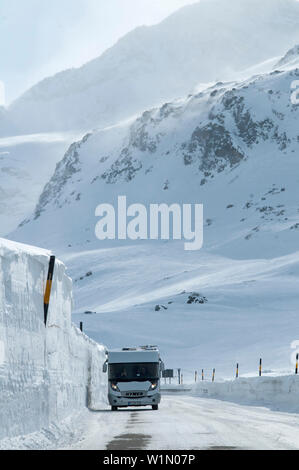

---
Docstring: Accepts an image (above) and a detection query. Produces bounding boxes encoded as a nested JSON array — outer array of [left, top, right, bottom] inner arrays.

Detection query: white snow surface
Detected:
[[192, 375, 299, 413], [63, 393, 299, 450], [0, 237, 107, 449]]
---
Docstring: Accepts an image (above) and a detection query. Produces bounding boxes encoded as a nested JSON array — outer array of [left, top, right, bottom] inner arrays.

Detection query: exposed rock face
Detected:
[[182, 123, 245, 173], [33, 133, 91, 219]]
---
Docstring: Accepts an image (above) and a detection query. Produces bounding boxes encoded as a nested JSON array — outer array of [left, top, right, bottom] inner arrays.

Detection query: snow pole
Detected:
[[44, 255, 55, 326], [212, 368, 215, 382], [202, 369, 204, 381], [80, 322, 83, 332], [296, 354, 298, 375], [236, 363, 239, 378], [259, 358, 262, 377], [178, 368, 181, 385], [195, 370, 198, 383]]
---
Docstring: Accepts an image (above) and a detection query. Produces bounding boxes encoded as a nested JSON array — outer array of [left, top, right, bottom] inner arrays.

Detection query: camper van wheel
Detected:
[[111, 406, 118, 411], [152, 405, 159, 410]]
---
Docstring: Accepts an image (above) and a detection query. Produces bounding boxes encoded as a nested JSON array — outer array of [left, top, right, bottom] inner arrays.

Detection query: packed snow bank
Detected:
[[0, 238, 107, 446], [193, 376, 299, 413]]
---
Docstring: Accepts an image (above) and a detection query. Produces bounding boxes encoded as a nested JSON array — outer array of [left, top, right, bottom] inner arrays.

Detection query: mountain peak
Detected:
[[3, 0, 299, 137]]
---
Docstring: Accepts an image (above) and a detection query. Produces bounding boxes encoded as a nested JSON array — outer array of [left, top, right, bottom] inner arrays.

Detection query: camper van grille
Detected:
[[122, 391, 145, 398]]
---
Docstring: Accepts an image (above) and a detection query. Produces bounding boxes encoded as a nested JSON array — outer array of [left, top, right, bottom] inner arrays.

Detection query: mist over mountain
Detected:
[[275, 44, 299, 69], [2, 0, 299, 136]]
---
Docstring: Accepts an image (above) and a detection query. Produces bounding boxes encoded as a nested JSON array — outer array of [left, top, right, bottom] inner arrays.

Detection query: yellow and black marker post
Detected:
[[296, 354, 298, 375], [201, 369, 204, 381], [44, 255, 55, 326], [178, 368, 181, 385], [236, 363, 239, 378], [259, 358, 262, 377], [212, 368, 215, 382]]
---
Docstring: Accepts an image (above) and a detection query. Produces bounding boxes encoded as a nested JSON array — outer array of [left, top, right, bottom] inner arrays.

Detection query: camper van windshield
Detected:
[[109, 362, 159, 381]]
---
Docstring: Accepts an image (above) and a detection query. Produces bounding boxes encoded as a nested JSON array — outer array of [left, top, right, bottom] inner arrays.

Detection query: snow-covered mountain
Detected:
[[2, 0, 299, 136], [13, 65, 299, 258]]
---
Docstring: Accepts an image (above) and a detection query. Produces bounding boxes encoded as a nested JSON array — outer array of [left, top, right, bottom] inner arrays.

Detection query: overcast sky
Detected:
[[0, 0, 197, 106]]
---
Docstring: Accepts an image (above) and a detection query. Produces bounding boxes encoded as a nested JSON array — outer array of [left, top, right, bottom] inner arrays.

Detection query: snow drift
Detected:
[[193, 375, 299, 413], [0, 238, 107, 445]]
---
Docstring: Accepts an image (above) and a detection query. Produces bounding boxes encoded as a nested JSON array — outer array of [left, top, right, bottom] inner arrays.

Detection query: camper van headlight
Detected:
[[111, 383, 120, 392], [149, 382, 158, 391]]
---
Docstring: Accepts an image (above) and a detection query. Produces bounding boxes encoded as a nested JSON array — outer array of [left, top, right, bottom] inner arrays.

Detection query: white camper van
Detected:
[[103, 346, 164, 411]]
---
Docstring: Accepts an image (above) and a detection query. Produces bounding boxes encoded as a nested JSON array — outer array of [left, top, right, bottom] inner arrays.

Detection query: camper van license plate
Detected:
[[129, 401, 141, 406]]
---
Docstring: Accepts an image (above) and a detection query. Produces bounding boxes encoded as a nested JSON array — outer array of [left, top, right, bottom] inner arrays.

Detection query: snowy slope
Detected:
[[0, 132, 80, 236], [275, 44, 299, 70], [3, 0, 299, 136], [9, 64, 299, 377], [66, 244, 299, 380], [0, 238, 107, 448]]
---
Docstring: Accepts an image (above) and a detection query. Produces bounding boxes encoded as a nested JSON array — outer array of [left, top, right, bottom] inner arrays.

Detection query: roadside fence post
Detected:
[[44, 255, 56, 326]]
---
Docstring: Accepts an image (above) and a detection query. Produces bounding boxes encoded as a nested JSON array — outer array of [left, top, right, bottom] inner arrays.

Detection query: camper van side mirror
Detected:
[[102, 361, 108, 373], [160, 360, 165, 372]]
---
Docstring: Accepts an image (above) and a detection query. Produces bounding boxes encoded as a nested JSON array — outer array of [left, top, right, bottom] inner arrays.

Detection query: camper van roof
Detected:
[[108, 348, 160, 364]]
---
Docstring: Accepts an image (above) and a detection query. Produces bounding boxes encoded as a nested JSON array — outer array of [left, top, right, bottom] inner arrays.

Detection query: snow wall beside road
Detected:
[[0, 238, 107, 442], [193, 375, 299, 412]]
